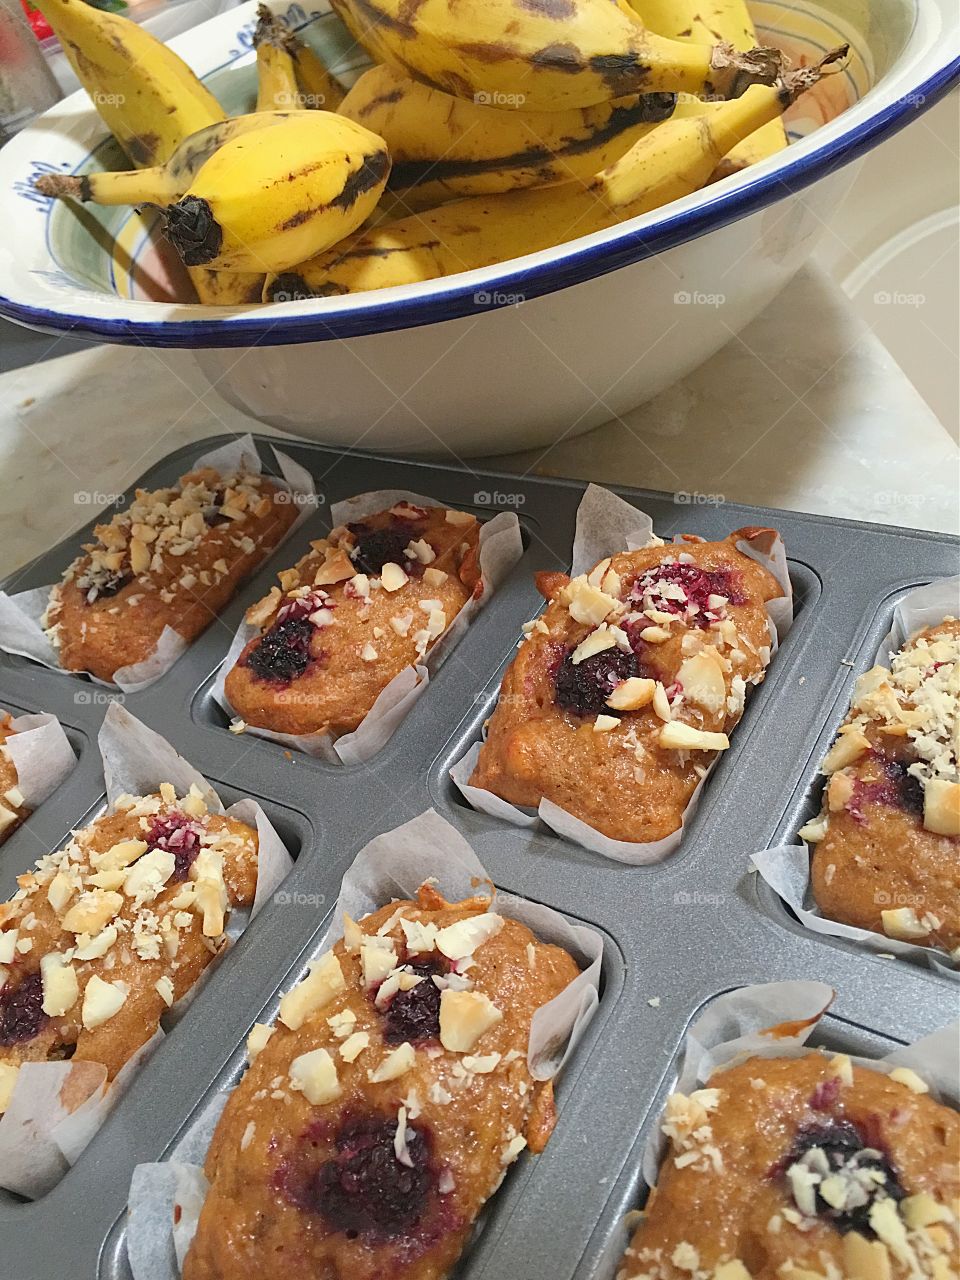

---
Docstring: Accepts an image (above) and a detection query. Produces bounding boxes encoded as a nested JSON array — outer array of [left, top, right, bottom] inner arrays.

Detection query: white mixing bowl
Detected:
[[0, 0, 957, 455]]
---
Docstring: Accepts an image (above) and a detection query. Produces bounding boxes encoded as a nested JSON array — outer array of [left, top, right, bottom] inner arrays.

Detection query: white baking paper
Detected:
[[594, 980, 958, 1280], [124, 808, 603, 1280], [752, 576, 960, 974], [0, 703, 294, 1198], [452, 484, 794, 865], [2, 712, 76, 809], [211, 491, 524, 763], [0, 434, 315, 692]]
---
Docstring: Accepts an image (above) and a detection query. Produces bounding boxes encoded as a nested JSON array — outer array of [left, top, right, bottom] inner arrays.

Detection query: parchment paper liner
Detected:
[[212, 490, 524, 763], [452, 483, 794, 865], [124, 807, 603, 1280], [592, 978, 959, 1280], [752, 577, 960, 975], [2, 712, 77, 811], [0, 434, 316, 692], [0, 702, 294, 1198]]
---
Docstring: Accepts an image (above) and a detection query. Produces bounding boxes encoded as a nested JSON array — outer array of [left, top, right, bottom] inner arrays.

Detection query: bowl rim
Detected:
[[1, 4, 958, 348]]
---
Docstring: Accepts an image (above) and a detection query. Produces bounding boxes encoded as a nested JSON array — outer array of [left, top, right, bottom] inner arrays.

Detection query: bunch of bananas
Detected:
[[31, 0, 846, 304]]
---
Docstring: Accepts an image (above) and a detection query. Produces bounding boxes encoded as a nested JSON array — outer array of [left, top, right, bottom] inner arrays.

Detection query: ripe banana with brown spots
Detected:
[[28, 0, 265, 303], [338, 63, 676, 211], [163, 112, 391, 275], [29, 0, 224, 168], [625, 0, 788, 174], [327, 0, 784, 112], [34, 112, 314, 208], [254, 5, 302, 111], [254, 4, 346, 111], [267, 50, 846, 299]]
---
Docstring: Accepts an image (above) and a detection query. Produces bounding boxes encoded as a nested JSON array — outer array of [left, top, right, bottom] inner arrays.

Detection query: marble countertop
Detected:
[[1, 262, 956, 584]]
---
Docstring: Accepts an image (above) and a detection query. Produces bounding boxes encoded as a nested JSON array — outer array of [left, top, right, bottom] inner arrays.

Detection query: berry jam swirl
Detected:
[[554, 646, 641, 717], [381, 958, 446, 1044], [245, 591, 331, 685], [279, 1112, 436, 1240], [0, 972, 47, 1047], [629, 561, 744, 628], [779, 1120, 905, 1234]]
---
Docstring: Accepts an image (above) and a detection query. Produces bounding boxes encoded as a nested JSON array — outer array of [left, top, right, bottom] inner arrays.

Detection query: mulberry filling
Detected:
[[78, 569, 131, 604], [629, 562, 745, 626], [281, 1112, 434, 1239], [554, 646, 641, 716], [203, 489, 231, 525], [147, 811, 203, 881], [779, 1120, 905, 1234], [850, 752, 925, 819], [246, 615, 315, 684], [381, 958, 446, 1044], [347, 518, 425, 578], [0, 972, 48, 1046]]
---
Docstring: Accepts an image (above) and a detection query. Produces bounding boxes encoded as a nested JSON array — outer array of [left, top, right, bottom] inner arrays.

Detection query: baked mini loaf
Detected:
[[0, 784, 258, 1112], [0, 715, 29, 846], [470, 530, 785, 843], [44, 464, 298, 681], [802, 618, 960, 958], [620, 1052, 959, 1280], [184, 883, 579, 1280], [224, 501, 482, 737]]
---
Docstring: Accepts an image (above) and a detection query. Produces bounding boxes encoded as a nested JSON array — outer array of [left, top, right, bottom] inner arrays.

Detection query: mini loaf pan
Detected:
[[0, 435, 955, 1279]]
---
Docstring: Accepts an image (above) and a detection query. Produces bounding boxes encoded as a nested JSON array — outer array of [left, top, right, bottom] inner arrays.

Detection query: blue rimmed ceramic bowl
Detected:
[[0, 0, 957, 455]]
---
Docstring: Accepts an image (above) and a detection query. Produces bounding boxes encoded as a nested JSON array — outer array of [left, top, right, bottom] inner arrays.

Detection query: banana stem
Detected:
[[705, 45, 849, 156], [35, 167, 176, 206]]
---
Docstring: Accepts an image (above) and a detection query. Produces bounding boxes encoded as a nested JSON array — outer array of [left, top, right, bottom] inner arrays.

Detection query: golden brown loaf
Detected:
[[0, 785, 259, 1112], [225, 501, 482, 737], [621, 1052, 959, 1280], [184, 883, 580, 1280], [471, 529, 785, 842], [45, 465, 298, 681], [802, 618, 960, 957], [0, 715, 29, 846]]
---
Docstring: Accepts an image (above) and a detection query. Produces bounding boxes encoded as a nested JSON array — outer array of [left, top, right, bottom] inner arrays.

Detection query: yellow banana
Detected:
[[338, 63, 675, 211], [626, 0, 787, 174], [327, 0, 784, 112], [291, 36, 346, 111], [267, 51, 845, 299], [30, 0, 224, 168], [253, 4, 345, 111], [163, 113, 391, 275], [254, 5, 301, 111], [28, 0, 264, 305], [34, 112, 313, 207]]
